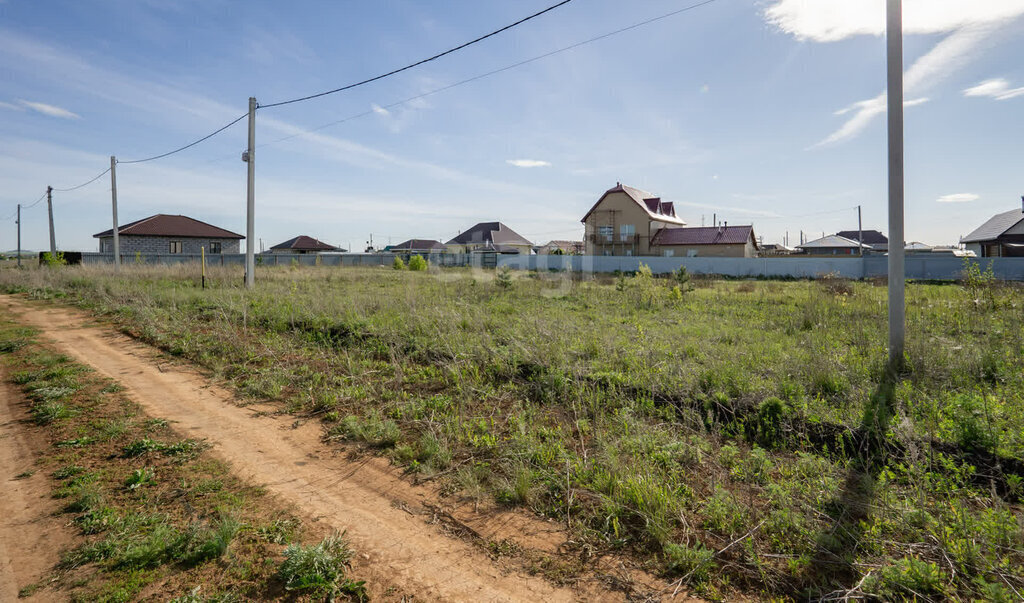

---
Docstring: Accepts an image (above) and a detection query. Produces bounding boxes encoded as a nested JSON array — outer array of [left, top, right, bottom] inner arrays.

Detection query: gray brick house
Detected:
[[94, 214, 243, 256]]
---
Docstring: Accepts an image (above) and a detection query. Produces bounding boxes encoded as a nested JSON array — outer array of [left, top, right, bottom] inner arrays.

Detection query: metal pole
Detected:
[[47, 186, 56, 255], [16, 204, 21, 269], [886, 0, 905, 366], [245, 97, 256, 289], [858, 205, 863, 257], [110, 156, 120, 270]]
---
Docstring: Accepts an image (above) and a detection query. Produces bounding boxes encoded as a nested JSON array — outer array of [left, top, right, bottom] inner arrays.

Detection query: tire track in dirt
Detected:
[[1, 296, 684, 602], [0, 380, 76, 600]]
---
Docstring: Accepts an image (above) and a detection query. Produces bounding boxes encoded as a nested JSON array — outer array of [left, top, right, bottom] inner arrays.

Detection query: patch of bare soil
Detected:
[[1, 295, 694, 602], [0, 380, 77, 600]]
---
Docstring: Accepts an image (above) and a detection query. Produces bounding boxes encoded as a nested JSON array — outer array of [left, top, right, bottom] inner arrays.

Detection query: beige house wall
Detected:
[[655, 241, 755, 258], [584, 191, 680, 256]]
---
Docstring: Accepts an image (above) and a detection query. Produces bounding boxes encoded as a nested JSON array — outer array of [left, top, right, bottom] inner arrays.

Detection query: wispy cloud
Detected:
[[0, 100, 23, 111], [963, 78, 1024, 100], [937, 192, 980, 203], [765, 1, 1024, 147], [506, 159, 551, 168], [18, 99, 79, 119]]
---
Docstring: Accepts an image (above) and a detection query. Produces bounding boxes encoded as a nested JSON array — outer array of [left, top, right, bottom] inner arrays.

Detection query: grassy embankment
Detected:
[[2, 262, 1023, 601], [0, 316, 365, 602]]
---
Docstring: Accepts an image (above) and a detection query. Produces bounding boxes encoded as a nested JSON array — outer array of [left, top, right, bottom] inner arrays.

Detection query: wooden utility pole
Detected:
[[887, 0, 905, 365], [110, 156, 120, 270], [46, 186, 56, 255]]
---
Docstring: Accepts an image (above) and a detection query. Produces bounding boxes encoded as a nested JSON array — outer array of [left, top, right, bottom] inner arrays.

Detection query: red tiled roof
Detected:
[[93, 214, 243, 239], [270, 236, 339, 251], [651, 225, 755, 246]]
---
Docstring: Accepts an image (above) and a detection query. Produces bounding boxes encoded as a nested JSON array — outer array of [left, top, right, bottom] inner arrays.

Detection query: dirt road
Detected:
[[1, 295, 677, 601]]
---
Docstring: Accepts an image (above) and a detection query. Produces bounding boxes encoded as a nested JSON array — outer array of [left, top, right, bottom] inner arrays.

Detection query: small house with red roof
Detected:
[[269, 235, 342, 254], [650, 225, 759, 258], [581, 183, 686, 256], [93, 214, 243, 255]]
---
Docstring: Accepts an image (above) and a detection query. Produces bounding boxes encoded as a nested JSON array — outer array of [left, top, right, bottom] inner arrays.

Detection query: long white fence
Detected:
[[79, 252, 1024, 281]]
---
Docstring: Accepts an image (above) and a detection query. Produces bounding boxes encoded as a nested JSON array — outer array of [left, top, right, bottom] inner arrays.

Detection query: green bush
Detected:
[[866, 557, 948, 599], [278, 532, 366, 599], [756, 396, 792, 447], [392, 256, 406, 270], [41, 251, 67, 266], [664, 542, 716, 584], [408, 254, 428, 271]]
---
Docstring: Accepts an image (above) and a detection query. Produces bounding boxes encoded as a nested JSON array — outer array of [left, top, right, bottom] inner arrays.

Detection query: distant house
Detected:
[[93, 214, 243, 255], [796, 235, 870, 256], [761, 243, 796, 255], [269, 236, 342, 254], [650, 225, 759, 258], [581, 183, 685, 256], [537, 240, 584, 255], [961, 203, 1024, 257], [389, 239, 447, 254], [836, 229, 888, 252], [446, 222, 533, 254]]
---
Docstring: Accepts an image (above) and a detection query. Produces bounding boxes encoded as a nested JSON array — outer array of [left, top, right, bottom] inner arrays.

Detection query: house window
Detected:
[[625, 250, 632, 256], [598, 226, 613, 242], [169, 241, 183, 254], [208, 242, 222, 254], [619, 224, 635, 242], [663, 250, 674, 257]]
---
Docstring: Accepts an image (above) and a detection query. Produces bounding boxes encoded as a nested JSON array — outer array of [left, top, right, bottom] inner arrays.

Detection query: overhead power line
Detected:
[[23, 191, 48, 210], [258, 0, 576, 109], [118, 112, 248, 164], [260, 0, 721, 149], [52, 167, 112, 192]]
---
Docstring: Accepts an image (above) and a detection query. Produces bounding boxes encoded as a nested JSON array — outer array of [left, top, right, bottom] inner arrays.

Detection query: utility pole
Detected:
[[858, 205, 863, 257], [245, 97, 256, 289], [16, 204, 21, 269], [46, 186, 56, 255], [887, 0, 905, 366], [110, 156, 120, 270]]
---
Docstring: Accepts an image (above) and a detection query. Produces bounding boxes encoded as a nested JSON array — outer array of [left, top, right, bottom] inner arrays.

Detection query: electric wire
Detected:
[[258, 0, 575, 109], [259, 0, 721, 148], [117, 112, 248, 164], [52, 167, 112, 192], [23, 191, 48, 210]]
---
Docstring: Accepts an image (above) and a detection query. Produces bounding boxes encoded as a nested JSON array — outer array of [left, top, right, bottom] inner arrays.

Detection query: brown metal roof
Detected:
[[580, 183, 686, 226], [651, 225, 755, 246], [270, 235, 340, 251], [93, 214, 243, 239], [391, 239, 446, 251], [446, 222, 533, 247]]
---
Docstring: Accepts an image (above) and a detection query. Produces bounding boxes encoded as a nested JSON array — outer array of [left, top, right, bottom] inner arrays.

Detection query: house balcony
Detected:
[[588, 234, 639, 245]]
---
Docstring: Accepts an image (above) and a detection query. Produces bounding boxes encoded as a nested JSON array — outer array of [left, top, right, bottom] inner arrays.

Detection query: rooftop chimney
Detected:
[[1020, 195, 1023, 211]]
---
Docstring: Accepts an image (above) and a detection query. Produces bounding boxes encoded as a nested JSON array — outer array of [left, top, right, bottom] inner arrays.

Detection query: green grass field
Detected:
[[3, 263, 1022, 601]]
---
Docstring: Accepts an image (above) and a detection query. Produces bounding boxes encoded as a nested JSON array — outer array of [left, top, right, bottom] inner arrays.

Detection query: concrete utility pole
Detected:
[[887, 0, 905, 366], [858, 205, 863, 257], [110, 156, 120, 269], [46, 186, 56, 255], [16, 203, 21, 269], [245, 97, 256, 289]]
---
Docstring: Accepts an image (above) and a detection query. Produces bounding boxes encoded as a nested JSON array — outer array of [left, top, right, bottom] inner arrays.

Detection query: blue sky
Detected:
[[1, 0, 1022, 252]]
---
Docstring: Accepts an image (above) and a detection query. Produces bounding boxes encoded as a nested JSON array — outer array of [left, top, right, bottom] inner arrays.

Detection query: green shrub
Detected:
[[664, 542, 716, 584], [408, 254, 428, 271], [278, 532, 366, 599], [392, 256, 405, 270], [124, 467, 156, 490], [496, 266, 513, 289], [866, 557, 948, 599], [41, 251, 67, 266], [756, 396, 791, 447]]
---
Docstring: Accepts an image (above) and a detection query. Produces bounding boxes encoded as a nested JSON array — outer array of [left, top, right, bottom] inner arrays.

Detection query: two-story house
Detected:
[[581, 183, 686, 256]]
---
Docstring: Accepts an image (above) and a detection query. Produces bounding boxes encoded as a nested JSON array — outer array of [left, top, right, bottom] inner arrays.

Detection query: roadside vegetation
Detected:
[[0, 316, 365, 602], [2, 263, 1023, 600]]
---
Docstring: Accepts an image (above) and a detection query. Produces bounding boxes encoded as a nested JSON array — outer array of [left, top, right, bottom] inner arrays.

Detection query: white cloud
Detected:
[[937, 193, 980, 203], [18, 99, 79, 119], [0, 100, 23, 111], [811, 23, 1001, 147], [506, 159, 551, 168], [765, 1, 1024, 147], [765, 0, 1024, 42], [963, 78, 1024, 100], [371, 103, 390, 116]]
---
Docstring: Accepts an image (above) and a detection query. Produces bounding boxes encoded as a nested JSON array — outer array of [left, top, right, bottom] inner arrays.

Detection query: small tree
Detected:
[[392, 256, 406, 270], [674, 266, 691, 288], [41, 251, 67, 267], [496, 266, 513, 289], [408, 255, 428, 271]]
